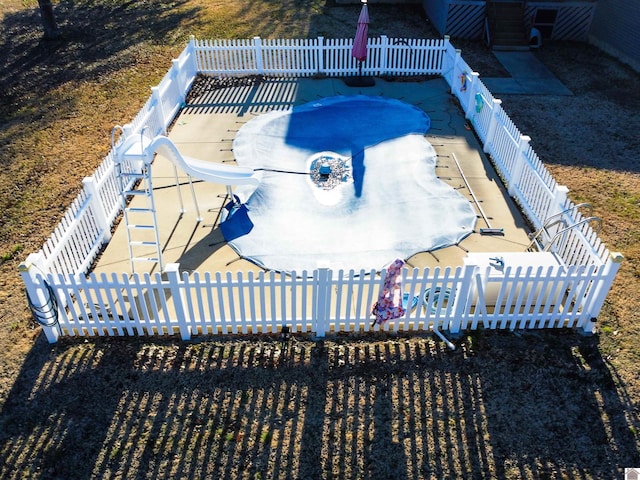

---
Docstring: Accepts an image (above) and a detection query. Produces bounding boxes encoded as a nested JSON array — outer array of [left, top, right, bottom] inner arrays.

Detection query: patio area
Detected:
[[92, 76, 532, 278]]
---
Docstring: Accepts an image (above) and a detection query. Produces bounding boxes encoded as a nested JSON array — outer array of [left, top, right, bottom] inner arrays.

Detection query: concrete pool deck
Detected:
[[92, 76, 533, 277]]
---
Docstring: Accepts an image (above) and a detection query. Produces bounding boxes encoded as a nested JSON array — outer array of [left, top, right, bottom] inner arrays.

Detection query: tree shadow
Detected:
[[0, 0, 203, 254], [1, 331, 638, 478], [0, 0, 201, 175], [0, 0, 198, 103]]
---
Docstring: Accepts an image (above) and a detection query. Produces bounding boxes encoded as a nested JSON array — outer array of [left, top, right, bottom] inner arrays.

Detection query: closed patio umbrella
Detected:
[[352, 0, 369, 69], [346, 0, 374, 86]]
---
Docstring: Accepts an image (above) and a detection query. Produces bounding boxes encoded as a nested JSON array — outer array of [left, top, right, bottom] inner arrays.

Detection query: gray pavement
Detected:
[[482, 51, 573, 95]]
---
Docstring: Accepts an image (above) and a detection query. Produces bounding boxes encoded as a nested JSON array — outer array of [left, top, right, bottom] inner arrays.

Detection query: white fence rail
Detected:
[[18, 36, 623, 343]]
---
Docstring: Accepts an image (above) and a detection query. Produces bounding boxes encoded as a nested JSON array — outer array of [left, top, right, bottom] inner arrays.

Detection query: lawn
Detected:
[[1, 0, 639, 478]]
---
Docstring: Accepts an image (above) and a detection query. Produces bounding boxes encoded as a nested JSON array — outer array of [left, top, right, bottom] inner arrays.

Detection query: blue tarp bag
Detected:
[[220, 198, 254, 241]]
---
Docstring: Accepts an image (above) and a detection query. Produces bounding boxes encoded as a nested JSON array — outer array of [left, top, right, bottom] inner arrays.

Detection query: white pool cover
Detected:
[[225, 95, 477, 274]]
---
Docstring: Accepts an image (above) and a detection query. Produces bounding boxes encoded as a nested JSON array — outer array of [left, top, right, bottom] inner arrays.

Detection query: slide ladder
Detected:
[[111, 129, 260, 272], [112, 127, 164, 272]]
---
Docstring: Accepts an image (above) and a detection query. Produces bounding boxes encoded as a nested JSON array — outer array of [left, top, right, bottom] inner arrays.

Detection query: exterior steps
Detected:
[[486, 1, 530, 51]]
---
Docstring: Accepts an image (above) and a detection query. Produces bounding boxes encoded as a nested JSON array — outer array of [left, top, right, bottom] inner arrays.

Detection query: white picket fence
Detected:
[[19, 36, 623, 343], [21, 253, 621, 343], [193, 36, 446, 77]]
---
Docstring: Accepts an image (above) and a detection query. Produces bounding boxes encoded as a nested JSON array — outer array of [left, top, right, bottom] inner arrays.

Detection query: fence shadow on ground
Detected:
[[1, 331, 638, 479], [183, 76, 303, 116]]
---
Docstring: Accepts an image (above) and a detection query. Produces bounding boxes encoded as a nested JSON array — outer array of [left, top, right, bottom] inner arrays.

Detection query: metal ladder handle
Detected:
[[527, 217, 571, 251], [528, 217, 568, 247], [542, 203, 593, 230], [111, 125, 125, 151], [544, 216, 603, 252], [527, 203, 593, 251]]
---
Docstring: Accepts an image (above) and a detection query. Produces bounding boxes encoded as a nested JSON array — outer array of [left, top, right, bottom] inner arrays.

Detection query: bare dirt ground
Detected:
[[1, 1, 639, 478]]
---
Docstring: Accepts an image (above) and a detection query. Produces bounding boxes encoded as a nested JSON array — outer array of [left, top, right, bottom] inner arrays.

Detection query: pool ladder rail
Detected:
[[527, 203, 602, 253]]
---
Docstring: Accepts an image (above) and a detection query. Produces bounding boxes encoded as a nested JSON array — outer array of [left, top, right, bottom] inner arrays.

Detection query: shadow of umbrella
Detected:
[[279, 96, 431, 197]]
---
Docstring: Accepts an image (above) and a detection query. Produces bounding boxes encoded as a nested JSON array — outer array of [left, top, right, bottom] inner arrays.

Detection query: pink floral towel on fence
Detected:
[[371, 258, 406, 326]]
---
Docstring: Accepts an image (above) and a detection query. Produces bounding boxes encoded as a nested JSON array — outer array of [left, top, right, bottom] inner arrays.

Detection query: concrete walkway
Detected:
[[482, 51, 573, 95]]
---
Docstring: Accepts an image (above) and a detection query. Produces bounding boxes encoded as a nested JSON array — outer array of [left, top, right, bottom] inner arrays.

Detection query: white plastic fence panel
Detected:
[[509, 145, 557, 227], [40, 190, 105, 278], [30, 254, 620, 342], [488, 107, 521, 184], [328, 269, 379, 333], [194, 38, 259, 75], [468, 78, 494, 142], [179, 270, 316, 335], [51, 272, 180, 337], [92, 152, 123, 225], [260, 38, 323, 76]]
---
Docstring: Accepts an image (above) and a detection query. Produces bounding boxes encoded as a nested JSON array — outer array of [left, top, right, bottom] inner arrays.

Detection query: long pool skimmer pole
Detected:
[[451, 152, 504, 236]]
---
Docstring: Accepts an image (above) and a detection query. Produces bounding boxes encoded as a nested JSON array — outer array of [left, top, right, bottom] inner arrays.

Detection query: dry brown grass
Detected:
[[2, 332, 639, 479], [1, 1, 639, 478]]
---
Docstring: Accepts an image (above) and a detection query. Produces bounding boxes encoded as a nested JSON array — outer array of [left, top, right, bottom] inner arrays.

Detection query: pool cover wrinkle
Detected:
[[227, 96, 477, 274]]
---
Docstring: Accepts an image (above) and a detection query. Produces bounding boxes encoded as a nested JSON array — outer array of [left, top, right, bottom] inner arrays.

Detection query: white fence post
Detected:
[[441, 35, 451, 79], [317, 36, 325, 74], [380, 35, 389, 75], [164, 263, 191, 340], [171, 59, 186, 105], [546, 185, 569, 224], [313, 268, 331, 337], [188, 35, 200, 72], [580, 252, 624, 334], [451, 49, 462, 95], [253, 37, 264, 74], [442, 36, 450, 72], [483, 98, 502, 153], [82, 177, 111, 243], [465, 72, 480, 120], [507, 135, 531, 197], [19, 252, 60, 343], [186, 35, 198, 77], [449, 265, 476, 334], [151, 86, 167, 135], [188, 35, 196, 54]]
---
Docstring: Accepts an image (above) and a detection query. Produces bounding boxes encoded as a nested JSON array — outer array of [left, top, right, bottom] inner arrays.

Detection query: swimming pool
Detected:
[[223, 95, 477, 273]]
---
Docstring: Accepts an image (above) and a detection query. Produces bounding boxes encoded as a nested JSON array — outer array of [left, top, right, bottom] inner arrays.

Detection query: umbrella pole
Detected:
[[358, 61, 362, 77]]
